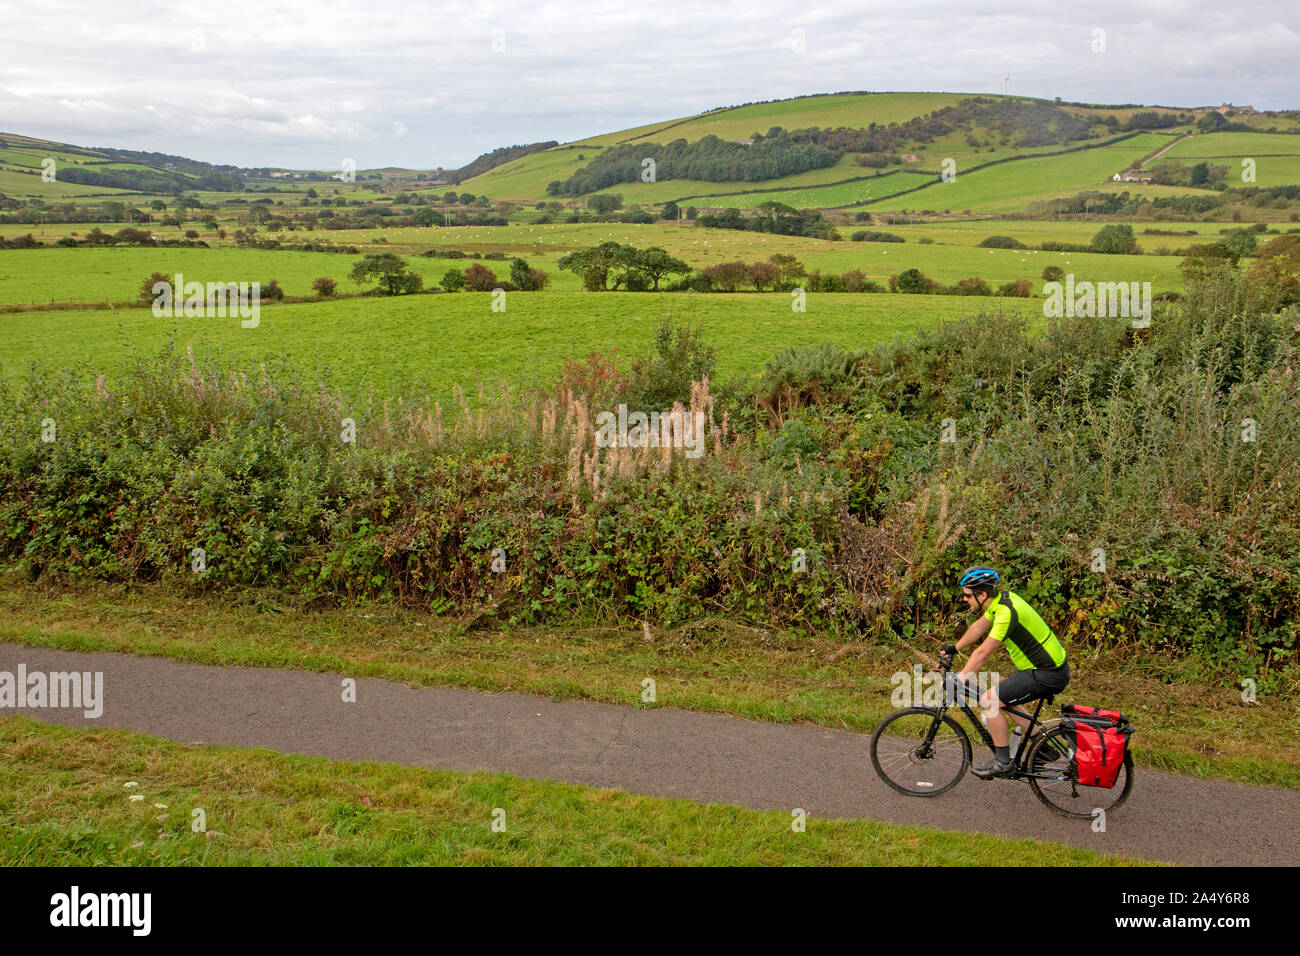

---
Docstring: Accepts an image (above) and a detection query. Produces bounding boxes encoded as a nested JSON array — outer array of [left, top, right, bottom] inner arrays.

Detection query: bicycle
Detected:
[[869, 656, 1134, 818]]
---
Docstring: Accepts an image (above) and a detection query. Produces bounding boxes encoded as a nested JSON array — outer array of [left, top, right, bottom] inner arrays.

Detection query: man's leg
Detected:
[[981, 686, 1009, 747]]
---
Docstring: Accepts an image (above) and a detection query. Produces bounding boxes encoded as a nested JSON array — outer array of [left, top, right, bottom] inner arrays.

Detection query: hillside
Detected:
[[456, 93, 1300, 214]]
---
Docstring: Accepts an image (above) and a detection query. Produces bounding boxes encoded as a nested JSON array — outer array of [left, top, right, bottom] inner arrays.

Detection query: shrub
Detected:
[[263, 279, 285, 301], [139, 272, 170, 303], [664, 273, 711, 293], [439, 269, 465, 292], [1042, 265, 1065, 282], [623, 316, 717, 410], [312, 277, 338, 297], [462, 262, 499, 291], [895, 268, 930, 294], [951, 277, 993, 296], [510, 257, 550, 291], [700, 261, 749, 292], [851, 230, 905, 243], [1089, 224, 1139, 254], [996, 278, 1033, 297], [978, 235, 1026, 249], [748, 261, 780, 291], [841, 269, 868, 293]]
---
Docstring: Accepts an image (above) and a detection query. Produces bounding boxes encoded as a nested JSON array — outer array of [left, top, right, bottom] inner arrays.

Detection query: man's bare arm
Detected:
[[954, 615, 991, 652]]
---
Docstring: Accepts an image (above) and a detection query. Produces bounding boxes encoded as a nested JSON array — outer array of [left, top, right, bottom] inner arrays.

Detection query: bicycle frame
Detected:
[[925, 668, 1062, 778]]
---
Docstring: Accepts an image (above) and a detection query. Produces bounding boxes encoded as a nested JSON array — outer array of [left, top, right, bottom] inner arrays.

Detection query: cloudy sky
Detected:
[[2, 0, 1297, 171]]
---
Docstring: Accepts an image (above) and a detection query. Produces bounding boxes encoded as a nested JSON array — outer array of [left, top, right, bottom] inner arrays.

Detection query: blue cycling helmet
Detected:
[[959, 566, 1001, 591]]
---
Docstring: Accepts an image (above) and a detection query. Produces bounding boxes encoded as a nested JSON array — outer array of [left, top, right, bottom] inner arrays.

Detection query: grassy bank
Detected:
[[0, 716, 1150, 866]]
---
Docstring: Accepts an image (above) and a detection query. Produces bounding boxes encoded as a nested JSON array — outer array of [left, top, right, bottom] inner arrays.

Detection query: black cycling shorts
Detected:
[[996, 662, 1070, 707]]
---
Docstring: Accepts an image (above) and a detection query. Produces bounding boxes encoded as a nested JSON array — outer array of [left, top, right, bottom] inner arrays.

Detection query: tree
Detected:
[[510, 257, 549, 291], [588, 193, 622, 215], [624, 317, 718, 410], [685, 207, 698, 220], [1248, 235, 1300, 307], [840, 269, 868, 292], [312, 277, 337, 297], [660, 200, 680, 221], [140, 272, 170, 303], [462, 262, 499, 291], [996, 278, 1033, 297], [1190, 161, 1210, 186], [306, 188, 319, 199], [895, 268, 930, 294], [349, 253, 421, 295], [701, 261, 749, 292], [748, 261, 781, 291], [439, 268, 465, 292], [1089, 224, 1138, 254], [1180, 243, 1236, 286], [558, 241, 636, 291], [263, 279, 285, 301], [634, 248, 691, 291], [767, 253, 806, 286]]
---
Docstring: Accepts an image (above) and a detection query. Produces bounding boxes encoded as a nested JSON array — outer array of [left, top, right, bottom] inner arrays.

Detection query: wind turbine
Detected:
[[1003, 74, 1010, 96]]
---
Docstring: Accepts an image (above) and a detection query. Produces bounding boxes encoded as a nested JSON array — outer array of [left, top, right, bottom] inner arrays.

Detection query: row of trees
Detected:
[[558, 243, 692, 291], [547, 133, 837, 195], [438, 258, 550, 293], [696, 202, 838, 239]]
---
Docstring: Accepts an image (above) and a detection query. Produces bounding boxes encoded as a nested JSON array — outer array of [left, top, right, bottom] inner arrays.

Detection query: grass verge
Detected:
[[0, 716, 1150, 866]]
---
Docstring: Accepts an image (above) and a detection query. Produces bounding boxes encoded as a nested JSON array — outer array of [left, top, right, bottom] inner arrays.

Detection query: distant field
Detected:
[[583, 92, 974, 148], [687, 171, 936, 209], [0, 222, 1188, 308], [876, 218, 1290, 251], [458, 146, 608, 200], [1162, 132, 1300, 187], [1, 290, 1044, 401], [868, 133, 1175, 212], [0, 167, 135, 200], [0, 247, 462, 304]]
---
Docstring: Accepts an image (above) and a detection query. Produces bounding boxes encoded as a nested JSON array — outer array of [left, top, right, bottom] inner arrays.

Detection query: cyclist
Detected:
[[939, 565, 1070, 779]]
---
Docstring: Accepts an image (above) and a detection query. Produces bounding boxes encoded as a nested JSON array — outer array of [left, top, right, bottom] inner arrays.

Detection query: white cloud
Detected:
[[0, 0, 1295, 168]]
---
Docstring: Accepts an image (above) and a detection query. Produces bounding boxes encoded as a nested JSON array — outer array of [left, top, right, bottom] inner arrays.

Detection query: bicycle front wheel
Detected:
[[870, 707, 972, 796], [1027, 725, 1134, 818]]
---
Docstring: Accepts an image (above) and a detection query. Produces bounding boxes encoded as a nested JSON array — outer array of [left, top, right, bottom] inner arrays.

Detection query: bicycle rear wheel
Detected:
[[1026, 725, 1134, 818], [870, 707, 971, 796]]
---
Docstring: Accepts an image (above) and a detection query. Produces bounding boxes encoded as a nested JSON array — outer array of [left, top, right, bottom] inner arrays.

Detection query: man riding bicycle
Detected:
[[940, 565, 1070, 779]]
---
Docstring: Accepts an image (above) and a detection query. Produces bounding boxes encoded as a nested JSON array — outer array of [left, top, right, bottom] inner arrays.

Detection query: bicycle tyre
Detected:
[[870, 707, 972, 797], [1026, 724, 1134, 818]]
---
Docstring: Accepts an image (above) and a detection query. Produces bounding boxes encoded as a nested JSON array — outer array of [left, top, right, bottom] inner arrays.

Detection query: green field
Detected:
[[0, 716, 1145, 866], [583, 92, 974, 148], [868, 134, 1176, 212], [0, 223, 1188, 309], [1163, 131, 1300, 187], [1, 289, 1046, 401], [0, 247, 458, 303], [687, 171, 936, 209]]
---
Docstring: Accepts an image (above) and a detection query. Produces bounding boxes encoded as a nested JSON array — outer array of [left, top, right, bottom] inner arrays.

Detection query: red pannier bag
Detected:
[[1060, 704, 1133, 788]]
